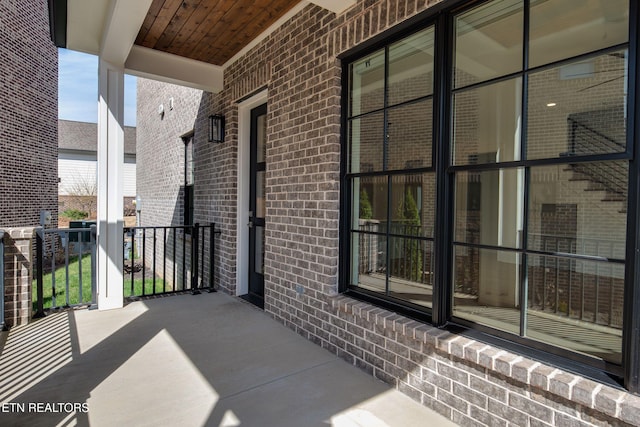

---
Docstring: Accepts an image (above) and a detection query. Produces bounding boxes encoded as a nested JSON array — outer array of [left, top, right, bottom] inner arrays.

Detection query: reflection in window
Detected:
[[454, 168, 524, 248], [387, 100, 433, 170], [345, 0, 631, 369], [529, 0, 628, 68], [528, 163, 628, 260], [527, 51, 628, 160], [350, 50, 385, 116], [452, 78, 522, 165], [388, 27, 435, 106], [527, 256, 624, 363], [448, 0, 629, 364], [389, 239, 434, 308], [453, 246, 521, 335], [454, 0, 523, 88], [349, 112, 384, 173]]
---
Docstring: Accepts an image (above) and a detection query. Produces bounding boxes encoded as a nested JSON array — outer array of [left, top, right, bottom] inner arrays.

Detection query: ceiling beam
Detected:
[[100, 0, 154, 64], [125, 45, 224, 93], [307, 0, 356, 14]]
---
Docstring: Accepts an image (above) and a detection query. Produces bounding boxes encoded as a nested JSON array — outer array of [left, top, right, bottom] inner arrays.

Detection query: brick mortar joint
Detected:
[[325, 294, 638, 417]]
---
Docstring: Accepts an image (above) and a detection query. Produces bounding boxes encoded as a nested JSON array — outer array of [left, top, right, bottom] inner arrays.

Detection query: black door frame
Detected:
[[245, 102, 267, 308]]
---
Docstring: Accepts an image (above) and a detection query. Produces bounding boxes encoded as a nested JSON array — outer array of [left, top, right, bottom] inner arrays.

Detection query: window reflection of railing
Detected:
[[358, 221, 432, 285], [528, 233, 624, 329], [567, 115, 627, 202]]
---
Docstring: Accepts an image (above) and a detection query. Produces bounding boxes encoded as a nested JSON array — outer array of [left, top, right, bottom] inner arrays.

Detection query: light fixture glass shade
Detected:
[[209, 114, 225, 143]]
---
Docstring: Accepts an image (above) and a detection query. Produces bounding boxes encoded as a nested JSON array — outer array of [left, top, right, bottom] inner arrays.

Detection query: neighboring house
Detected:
[[0, 0, 57, 227], [58, 120, 137, 216], [135, 83, 200, 228], [53, 0, 640, 425]]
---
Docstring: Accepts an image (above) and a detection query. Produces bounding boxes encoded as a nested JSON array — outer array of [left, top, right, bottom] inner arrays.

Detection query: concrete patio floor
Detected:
[[0, 292, 457, 426]]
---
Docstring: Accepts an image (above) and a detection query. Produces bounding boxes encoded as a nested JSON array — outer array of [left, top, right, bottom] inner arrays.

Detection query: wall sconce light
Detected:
[[208, 114, 225, 143]]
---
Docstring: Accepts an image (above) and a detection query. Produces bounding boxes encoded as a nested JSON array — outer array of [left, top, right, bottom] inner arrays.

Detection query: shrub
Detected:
[[61, 209, 89, 220]]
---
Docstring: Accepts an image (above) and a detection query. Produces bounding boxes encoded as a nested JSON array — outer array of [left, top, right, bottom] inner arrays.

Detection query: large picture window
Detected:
[[347, 26, 436, 309], [343, 0, 634, 382]]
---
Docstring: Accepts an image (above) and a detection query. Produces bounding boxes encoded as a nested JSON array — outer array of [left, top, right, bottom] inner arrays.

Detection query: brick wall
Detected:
[[135, 79, 221, 291], [2, 228, 35, 328], [136, 0, 640, 425], [0, 0, 58, 228]]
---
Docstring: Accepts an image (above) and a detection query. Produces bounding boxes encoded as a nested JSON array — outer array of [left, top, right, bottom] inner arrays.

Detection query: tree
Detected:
[[360, 189, 372, 219], [63, 174, 97, 217], [395, 188, 422, 282]]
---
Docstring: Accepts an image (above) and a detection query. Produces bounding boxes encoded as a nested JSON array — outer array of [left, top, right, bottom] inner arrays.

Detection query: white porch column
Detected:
[[97, 58, 125, 310]]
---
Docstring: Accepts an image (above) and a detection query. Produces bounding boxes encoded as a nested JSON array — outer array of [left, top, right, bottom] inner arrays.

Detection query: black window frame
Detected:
[[182, 132, 194, 232], [339, 0, 640, 393]]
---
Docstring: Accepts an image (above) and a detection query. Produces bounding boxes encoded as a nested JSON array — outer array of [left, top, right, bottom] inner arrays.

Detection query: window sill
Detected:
[[329, 294, 640, 424]]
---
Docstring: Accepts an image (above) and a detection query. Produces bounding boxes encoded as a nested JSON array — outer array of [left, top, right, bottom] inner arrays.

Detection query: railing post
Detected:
[[89, 225, 98, 310], [0, 230, 5, 330], [191, 223, 200, 295], [208, 223, 217, 293], [34, 227, 46, 318]]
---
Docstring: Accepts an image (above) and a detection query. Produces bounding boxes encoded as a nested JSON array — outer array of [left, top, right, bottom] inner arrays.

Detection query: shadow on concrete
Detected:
[[0, 292, 454, 427]]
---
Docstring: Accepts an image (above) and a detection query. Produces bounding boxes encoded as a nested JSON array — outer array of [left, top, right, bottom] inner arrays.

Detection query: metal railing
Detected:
[[34, 226, 97, 317], [567, 116, 627, 200], [123, 223, 220, 298], [358, 221, 433, 285], [528, 233, 624, 329], [30, 222, 221, 315]]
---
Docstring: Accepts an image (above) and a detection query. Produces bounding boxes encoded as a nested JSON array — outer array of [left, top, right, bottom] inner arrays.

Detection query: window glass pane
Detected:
[[389, 174, 435, 238], [527, 51, 627, 160], [453, 246, 521, 335], [452, 78, 522, 165], [454, 0, 523, 89], [454, 169, 524, 248], [186, 140, 194, 185], [349, 112, 384, 173], [389, 238, 433, 308], [256, 170, 265, 218], [351, 231, 387, 292], [255, 226, 265, 275], [257, 113, 267, 163], [388, 27, 435, 106], [528, 163, 627, 259], [527, 255, 623, 364], [529, 0, 629, 68], [387, 100, 433, 170], [352, 176, 388, 231], [350, 49, 385, 117]]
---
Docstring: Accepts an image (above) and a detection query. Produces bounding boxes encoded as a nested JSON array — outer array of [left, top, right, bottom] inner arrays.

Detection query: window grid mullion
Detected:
[[519, 0, 531, 338]]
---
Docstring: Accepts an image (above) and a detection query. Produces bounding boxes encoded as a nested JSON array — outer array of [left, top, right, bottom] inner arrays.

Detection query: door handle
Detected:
[[248, 219, 254, 228]]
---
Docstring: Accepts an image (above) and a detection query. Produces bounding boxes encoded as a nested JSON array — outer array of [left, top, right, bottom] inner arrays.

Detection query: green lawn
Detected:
[[33, 254, 167, 310]]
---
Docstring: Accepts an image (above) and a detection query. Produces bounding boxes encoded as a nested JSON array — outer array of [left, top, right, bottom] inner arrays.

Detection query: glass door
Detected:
[[248, 103, 267, 307]]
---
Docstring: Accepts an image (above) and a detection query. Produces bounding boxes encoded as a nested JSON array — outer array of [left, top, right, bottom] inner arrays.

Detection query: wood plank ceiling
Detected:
[[135, 0, 300, 66]]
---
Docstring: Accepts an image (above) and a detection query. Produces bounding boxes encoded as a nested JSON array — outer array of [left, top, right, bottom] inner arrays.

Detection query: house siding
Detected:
[[58, 157, 136, 197], [136, 0, 640, 425], [0, 0, 58, 227]]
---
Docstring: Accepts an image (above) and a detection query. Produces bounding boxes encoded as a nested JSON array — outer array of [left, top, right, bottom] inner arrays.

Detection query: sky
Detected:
[[58, 48, 137, 126]]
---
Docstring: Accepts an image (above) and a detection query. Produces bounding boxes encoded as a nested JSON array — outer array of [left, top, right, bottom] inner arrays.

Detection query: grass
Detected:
[[32, 254, 168, 310]]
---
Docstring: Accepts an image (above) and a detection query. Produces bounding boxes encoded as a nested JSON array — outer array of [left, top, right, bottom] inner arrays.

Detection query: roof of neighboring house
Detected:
[[58, 120, 136, 155]]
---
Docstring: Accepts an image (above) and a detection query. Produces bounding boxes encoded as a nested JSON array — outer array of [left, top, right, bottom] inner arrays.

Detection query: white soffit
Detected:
[[66, 0, 153, 62], [65, 0, 109, 55], [307, 0, 356, 14], [125, 45, 224, 93]]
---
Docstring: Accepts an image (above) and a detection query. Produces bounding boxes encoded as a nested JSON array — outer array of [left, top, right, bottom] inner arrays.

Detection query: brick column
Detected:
[[2, 227, 35, 327]]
